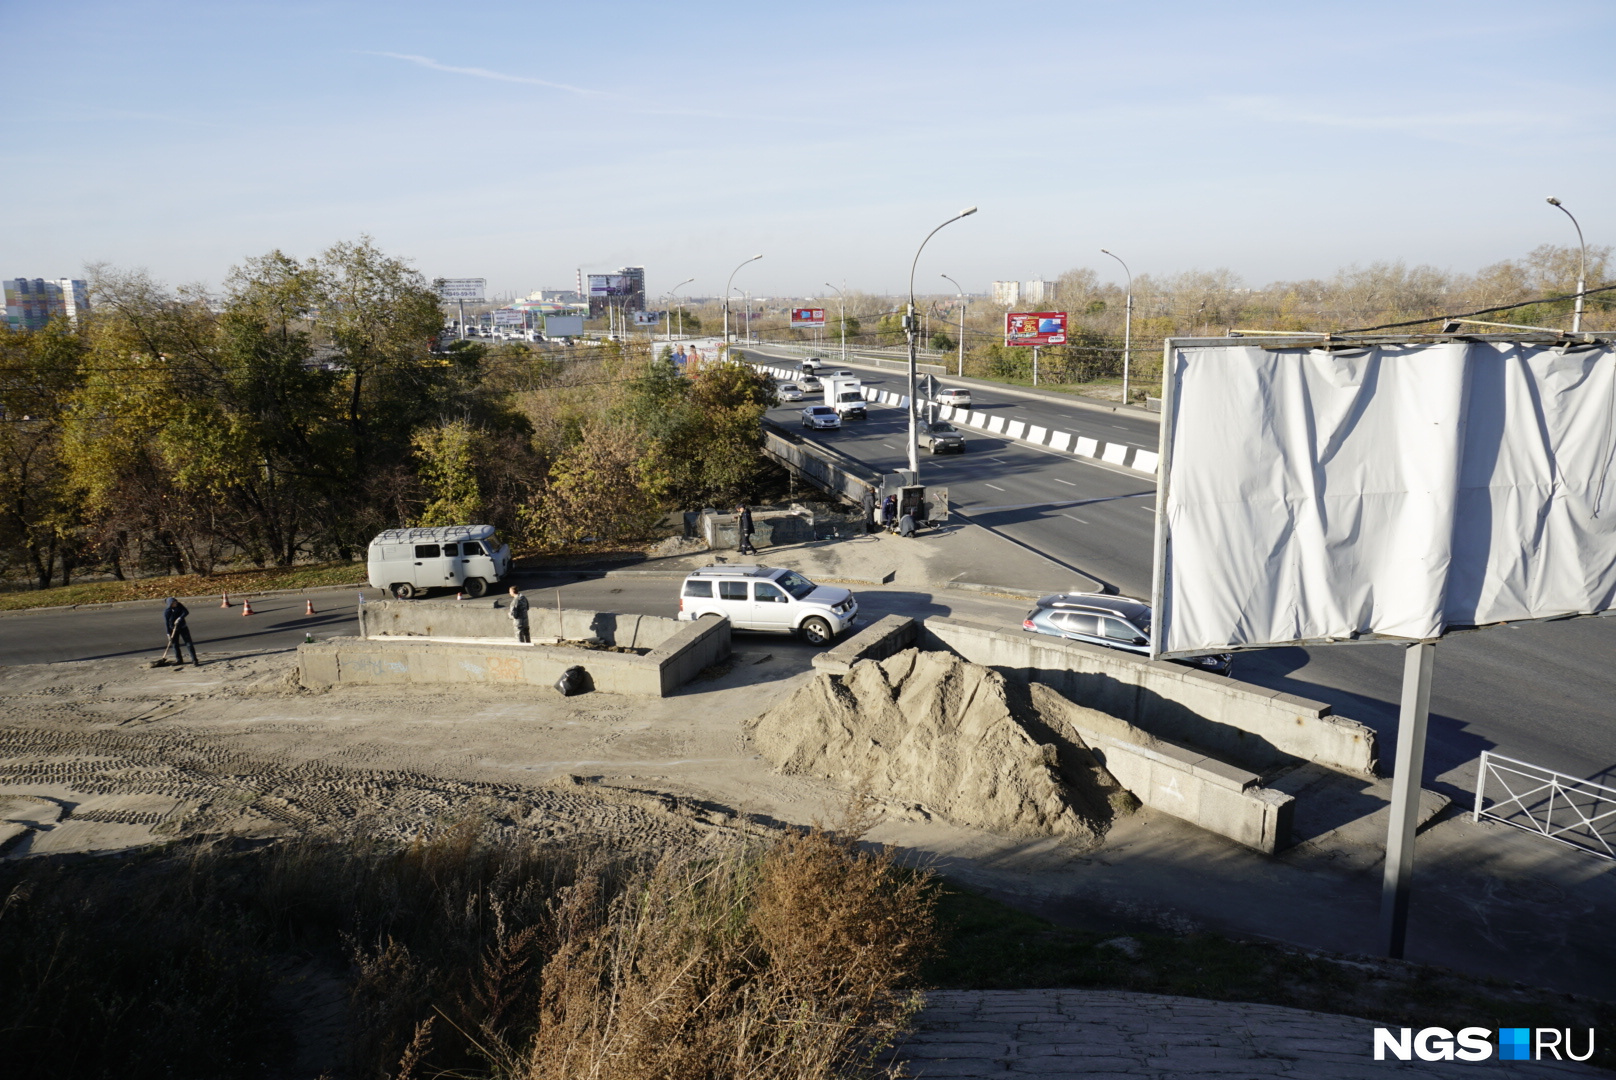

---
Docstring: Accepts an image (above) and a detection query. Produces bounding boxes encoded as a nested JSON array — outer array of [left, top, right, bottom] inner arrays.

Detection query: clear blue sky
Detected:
[[5, 0, 1613, 300]]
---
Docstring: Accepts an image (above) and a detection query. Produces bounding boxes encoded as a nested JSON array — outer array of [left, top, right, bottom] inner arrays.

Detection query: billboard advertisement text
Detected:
[[492, 309, 525, 325], [791, 307, 827, 328], [435, 278, 487, 302], [1005, 311, 1067, 346]]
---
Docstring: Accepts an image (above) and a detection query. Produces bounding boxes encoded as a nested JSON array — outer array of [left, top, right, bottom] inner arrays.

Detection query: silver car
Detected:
[[777, 382, 804, 402], [801, 405, 841, 430]]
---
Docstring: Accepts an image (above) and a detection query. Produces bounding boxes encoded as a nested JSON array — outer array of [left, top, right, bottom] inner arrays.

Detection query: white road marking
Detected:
[[882, 442, 897, 449], [1062, 514, 1088, 523], [1053, 478, 1076, 486], [984, 483, 1006, 492]]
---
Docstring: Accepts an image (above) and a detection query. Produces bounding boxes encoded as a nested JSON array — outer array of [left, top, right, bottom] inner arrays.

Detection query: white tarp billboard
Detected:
[[1153, 337, 1616, 659], [435, 278, 486, 301]]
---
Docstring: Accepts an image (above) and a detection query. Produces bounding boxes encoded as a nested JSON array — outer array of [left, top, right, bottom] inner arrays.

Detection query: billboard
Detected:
[[492, 309, 525, 325], [435, 278, 486, 302], [632, 311, 664, 326], [1005, 311, 1067, 346], [791, 307, 826, 328], [1152, 338, 1616, 659], [587, 274, 634, 297], [543, 315, 584, 338]]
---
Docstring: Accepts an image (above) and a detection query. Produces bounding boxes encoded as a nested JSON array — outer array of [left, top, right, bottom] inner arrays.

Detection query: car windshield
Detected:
[[929, 423, 956, 433], [774, 570, 817, 599], [810, 406, 833, 414]]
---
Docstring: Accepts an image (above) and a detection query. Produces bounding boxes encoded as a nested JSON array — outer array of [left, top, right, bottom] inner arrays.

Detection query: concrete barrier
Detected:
[[759, 418, 879, 506], [920, 618, 1378, 776], [811, 615, 918, 675], [359, 599, 683, 649], [300, 614, 730, 697], [1035, 686, 1294, 853]]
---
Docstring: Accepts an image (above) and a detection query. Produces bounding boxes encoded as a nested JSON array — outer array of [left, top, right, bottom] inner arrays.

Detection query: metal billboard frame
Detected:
[[1151, 330, 1616, 962]]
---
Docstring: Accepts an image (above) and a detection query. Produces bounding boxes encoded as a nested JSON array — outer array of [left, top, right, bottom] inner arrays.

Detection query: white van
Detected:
[[366, 525, 511, 599]]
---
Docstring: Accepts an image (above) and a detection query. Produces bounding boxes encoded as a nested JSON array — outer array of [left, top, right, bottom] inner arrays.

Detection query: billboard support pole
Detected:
[[457, 300, 465, 341], [1380, 641, 1435, 959], [1149, 339, 1177, 661], [1032, 346, 1039, 387]]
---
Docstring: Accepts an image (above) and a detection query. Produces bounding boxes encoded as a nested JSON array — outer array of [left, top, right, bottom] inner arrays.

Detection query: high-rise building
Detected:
[[587, 266, 647, 318], [4, 278, 89, 331], [1023, 278, 1052, 305], [992, 280, 1021, 307]]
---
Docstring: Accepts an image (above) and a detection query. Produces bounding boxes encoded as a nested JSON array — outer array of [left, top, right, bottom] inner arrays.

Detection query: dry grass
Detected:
[[0, 820, 937, 1080]]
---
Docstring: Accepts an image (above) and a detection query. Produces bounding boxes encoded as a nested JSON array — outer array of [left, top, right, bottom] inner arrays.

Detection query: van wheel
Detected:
[[391, 582, 416, 600], [800, 617, 834, 647], [463, 577, 487, 598]]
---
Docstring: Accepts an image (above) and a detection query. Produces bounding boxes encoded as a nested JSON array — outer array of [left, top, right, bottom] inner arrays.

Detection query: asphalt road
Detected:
[[741, 348, 1616, 797]]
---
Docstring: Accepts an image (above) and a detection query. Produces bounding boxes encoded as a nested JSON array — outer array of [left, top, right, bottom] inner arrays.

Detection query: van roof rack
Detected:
[[372, 525, 495, 543]]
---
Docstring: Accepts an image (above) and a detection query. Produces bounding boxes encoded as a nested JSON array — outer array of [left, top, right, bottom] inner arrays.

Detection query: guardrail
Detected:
[[747, 340, 947, 375], [748, 360, 1159, 477], [1473, 751, 1616, 860]]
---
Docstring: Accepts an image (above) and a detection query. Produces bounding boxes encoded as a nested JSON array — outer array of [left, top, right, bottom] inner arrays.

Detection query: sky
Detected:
[[5, 0, 1614, 301]]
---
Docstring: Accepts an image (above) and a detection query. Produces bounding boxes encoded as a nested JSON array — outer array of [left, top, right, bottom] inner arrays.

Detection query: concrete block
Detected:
[[1005, 420, 1026, 439], [812, 614, 917, 675], [1133, 449, 1160, 473], [1074, 436, 1098, 457], [1101, 442, 1129, 464], [987, 415, 1007, 433], [1025, 425, 1047, 445], [1048, 431, 1072, 451]]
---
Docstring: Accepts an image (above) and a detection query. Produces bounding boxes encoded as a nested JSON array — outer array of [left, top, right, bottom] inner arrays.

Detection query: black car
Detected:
[[1021, 593, 1233, 675], [919, 420, 965, 453]]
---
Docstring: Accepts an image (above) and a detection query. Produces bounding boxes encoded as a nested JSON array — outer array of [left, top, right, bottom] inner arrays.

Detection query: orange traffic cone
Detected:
[[242, 597, 254, 617], [305, 599, 316, 616], [456, 590, 465, 601], [221, 591, 231, 608]]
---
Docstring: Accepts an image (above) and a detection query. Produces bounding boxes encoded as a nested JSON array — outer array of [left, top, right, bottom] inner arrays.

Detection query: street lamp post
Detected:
[[824, 282, 848, 363], [1100, 248, 1134, 406], [666, 277, 694, 342], [723, 254, 762, 348], [1546, 198, 1589, 333], [906, 207, 978, 475], [941, 274, 966, 377]]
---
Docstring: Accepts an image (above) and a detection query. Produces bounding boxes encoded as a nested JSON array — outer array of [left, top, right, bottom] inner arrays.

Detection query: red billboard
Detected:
[[791, 307, 826, 328], [1005, 311, 1067, 346]]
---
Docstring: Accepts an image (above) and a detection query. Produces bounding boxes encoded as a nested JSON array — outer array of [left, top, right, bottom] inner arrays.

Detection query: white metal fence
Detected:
[[1472, 751, 1616, 860]]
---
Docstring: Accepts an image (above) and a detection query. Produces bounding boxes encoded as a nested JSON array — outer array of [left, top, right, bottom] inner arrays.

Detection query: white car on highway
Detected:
[[800, 405, 841, 430], [935, 387, 972, 407], [777, 381, 804, 402]]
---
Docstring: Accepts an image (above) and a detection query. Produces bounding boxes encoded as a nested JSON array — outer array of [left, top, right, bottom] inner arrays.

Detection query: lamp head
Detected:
[[1100, 248, 1111, 254], [1547, 197, 1562, 206], [959, 206, 978, 218]]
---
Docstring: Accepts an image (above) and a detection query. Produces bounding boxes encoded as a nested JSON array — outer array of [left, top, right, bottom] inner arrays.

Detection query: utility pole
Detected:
[[724, 254, 762, 348], [941, 274, 966, 377], [666, 277, 694, 342], [825, 282, 848, 363], [1101, 248, 1134, 405], [905, 207, 978, 475], [1547, 198, 1589, 333]]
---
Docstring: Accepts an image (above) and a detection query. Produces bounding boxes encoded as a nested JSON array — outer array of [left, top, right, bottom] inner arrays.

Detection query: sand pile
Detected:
[[748, 649, 1125, 841]]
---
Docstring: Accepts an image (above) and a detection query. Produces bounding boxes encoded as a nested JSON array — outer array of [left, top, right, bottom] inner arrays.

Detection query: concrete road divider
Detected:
[[748, 360, 1157, 476], [811, 614, 918, 675]]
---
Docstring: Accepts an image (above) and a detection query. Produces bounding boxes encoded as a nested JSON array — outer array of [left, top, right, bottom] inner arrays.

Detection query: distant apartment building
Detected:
[[531, 288, 583, 304], [992, 278, 1054, 307], [587, 265, 647, 318], [4, 278, 89, 331], [992, 280, 1020, 307], [1023, 278, 1052, 305]]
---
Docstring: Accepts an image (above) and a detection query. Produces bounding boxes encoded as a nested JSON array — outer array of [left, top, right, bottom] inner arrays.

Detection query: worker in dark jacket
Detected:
[[163, 597, 200, 665], [736, 504, 756, 555]]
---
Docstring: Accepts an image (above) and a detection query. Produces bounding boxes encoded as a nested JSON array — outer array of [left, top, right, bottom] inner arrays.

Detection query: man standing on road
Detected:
[[162, 597, 200, 666], [736, 504, 756, 555], [862, 488, 876, 534], [508, 586, 530, 643]]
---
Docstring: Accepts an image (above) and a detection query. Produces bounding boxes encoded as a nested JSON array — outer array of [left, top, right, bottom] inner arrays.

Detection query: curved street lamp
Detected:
[[1100, 248, 1134, 406], [665, 277, 695, 342], [940, 273, 966, 377], [1546, 198, 1588, 333], [824, 282, 848, 363], [723, 254, 762, 347], [906, 207, 977, 474]]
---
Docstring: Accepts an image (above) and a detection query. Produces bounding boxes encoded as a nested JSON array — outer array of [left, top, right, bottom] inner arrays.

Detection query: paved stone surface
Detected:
[[894, 990, 1608, 1078]]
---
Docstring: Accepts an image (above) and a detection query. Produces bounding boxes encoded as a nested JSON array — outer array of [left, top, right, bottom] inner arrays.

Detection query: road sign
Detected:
[[435, 278, 486, 302], [791, 307, 826, 328], [1005, 311, 1067, 346]]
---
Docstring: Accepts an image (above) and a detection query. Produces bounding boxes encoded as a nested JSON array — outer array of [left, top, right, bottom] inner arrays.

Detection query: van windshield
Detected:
[[774, 570, 816, 599]]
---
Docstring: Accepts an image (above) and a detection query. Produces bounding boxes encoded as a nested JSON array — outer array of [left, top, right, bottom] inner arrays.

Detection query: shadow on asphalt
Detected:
[[74, 612, 355, 662]]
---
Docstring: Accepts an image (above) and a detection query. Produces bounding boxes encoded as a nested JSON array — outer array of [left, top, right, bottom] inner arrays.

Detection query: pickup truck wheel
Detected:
[[800, 616, 834, 647], [391, 582, 416, 600], [462, 577, 487, 598]]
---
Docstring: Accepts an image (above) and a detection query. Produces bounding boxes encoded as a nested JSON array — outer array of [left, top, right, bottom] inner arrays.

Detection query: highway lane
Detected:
[[741, 345, 1161, 455], [750, 360, 1616, 796]]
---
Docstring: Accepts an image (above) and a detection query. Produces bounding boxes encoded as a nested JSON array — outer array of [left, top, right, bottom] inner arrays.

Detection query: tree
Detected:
[[928, 330, 954, 352], [0, 320, 85, 587], [532, 420, 670, 545], [412, 420, 484, 526]]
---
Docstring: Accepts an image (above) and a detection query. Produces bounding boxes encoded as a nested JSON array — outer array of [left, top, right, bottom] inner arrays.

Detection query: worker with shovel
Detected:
[[162, 597, 201, 666]]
